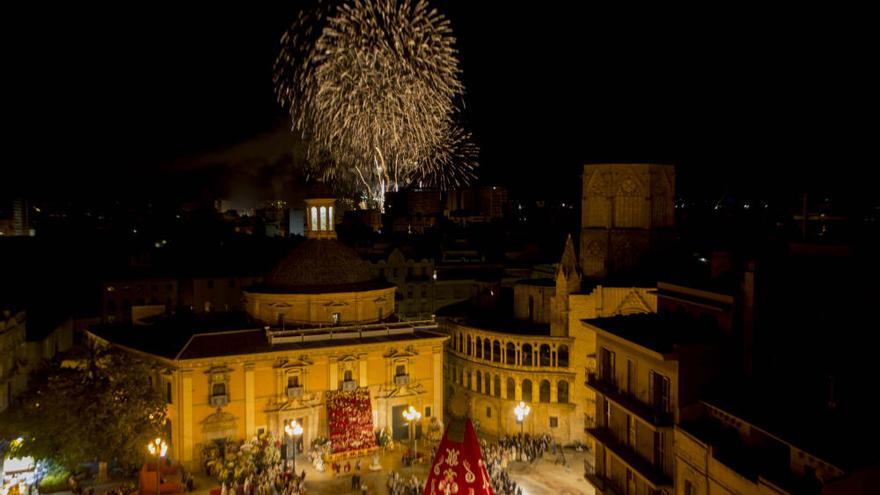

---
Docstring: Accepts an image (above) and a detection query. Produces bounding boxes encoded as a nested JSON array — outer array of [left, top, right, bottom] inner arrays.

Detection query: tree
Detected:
[[0, 343, 167, 471], [274, 0, 478, 209]]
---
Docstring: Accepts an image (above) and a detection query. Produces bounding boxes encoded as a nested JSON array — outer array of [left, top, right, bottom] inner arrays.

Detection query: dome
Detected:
[[262, 239, 382, 292]]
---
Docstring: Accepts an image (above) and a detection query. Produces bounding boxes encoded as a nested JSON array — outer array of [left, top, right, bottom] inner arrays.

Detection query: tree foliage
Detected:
[[1, 343, 167, 470]]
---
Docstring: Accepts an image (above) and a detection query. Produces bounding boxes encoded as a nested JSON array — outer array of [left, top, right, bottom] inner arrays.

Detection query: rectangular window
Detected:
[[649, 370, 671, 413], [395, 364, 407, 376], [425, 406, 432, 418], [486, 407, 492, 418], [166, 382, 172, 404], [288, 375, 300, 388], [599, 347, 616, 386], [332, 312, 341, 324], [626, 359, 635, 395], [627, 414, 637, 447], [654, 430, 665, 468], [550, 417, 558, 428]]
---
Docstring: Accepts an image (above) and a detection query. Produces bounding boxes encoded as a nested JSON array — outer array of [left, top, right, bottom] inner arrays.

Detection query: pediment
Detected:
[[384, 345, 417, 359], [276, 355, 315, 369], [201, 409, 237, 428], [614, 290, 652, 315]]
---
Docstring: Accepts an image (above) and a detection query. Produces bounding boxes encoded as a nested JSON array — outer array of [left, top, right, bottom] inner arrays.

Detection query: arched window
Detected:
[[483, 339, 491, 360], [522, 379, 533, 402], [212, 383, 226, 397], [328, 206, 334, 227], [506, 342, 516, 364], [484, 373, 490, 395], [466, 372, 471, 390], [522, 344, 533, 366], [476, 371, 482, 393], [557, 380, 569, 404], [493, 375, 501, 397], [558, 345, 570, 368], [319, 206, 327, 230], [476, 337, 483, 358], [539, 380, 551, 403], [539, 344, 552, 367], [492, 340, 501, 363], [458, 334, 463, 352], [467, 335, 472, 355], [506, 378, 515, 399], [310, 207, 318, 231]]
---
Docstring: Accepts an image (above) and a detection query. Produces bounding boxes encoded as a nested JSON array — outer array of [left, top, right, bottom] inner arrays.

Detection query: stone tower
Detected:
[[551, 234, 581, 337], [580, 164, 675, 279]]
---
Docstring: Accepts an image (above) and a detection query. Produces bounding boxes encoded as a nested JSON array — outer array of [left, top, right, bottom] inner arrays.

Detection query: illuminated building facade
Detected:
[[88, 192, 447, 471]]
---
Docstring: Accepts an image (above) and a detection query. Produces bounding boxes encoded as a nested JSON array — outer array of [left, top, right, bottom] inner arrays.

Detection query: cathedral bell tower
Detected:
[[304, 197, 337, 240]]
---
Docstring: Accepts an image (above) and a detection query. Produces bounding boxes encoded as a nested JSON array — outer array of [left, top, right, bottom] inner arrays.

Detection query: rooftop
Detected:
[[438, 299, 551, 336], [583, 313, 720, 354], [698, 379, 880, 471], [516, 278, 555, 287], [261, 238, 390, 293], [89, 311, 445, 361]]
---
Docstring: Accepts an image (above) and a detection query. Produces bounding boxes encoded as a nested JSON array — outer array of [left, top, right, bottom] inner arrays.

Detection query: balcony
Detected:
[[585, 427, 672, 490], [585, 372, 673, 428], [286, 386, 304, 399], [342, 380, 358, 392], [210, 394, 228, 407], [394, 374, 410, 386], [583, 462, 624, 495]]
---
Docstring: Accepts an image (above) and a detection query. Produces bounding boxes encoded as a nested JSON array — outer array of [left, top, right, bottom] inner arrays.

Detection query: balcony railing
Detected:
[[585, 372, 673, 428], [286, 386, 304, 399], [267, 319, 438, 345], [210, 394, 228, 407], [586, 427, 673, 489], [341, 380, 358, 392], [394, 374, 410, 386]]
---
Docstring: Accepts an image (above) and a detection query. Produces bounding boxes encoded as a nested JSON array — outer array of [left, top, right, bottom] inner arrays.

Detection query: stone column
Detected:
[[329, 357, 338, 390], [359, 354, 368, 385], [181, 371, 194, 466], [433, 346, 443, 415], [515, 379, 522, 401], [245, 363, 255, 438], [551, 380, 558, 403]]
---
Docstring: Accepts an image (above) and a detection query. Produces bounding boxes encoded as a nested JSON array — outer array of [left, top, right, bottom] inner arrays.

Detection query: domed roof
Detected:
[[262, 239, 386, 293]]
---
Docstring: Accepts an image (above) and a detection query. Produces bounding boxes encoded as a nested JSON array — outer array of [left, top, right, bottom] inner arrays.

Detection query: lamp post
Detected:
[[402, 405, 421, 471], [147, 438, 168, 495], [284, 419, 304, 474], [514, 401, 530, 438]]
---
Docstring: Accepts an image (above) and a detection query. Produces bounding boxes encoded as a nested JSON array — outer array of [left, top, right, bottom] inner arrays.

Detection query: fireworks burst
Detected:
[[274, 0, 478, 208]]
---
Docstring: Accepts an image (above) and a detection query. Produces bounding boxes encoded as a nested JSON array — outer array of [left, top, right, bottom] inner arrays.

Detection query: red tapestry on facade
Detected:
[[326, 388, 377, 453], [423, 417, 493, 495]]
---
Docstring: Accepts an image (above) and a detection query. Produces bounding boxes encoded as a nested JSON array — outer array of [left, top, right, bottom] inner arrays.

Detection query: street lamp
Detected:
[[284, 419, 304, 474], [402, 405, 421, 470], [147, 438, 168, 495], [514, 401, 530, 437]]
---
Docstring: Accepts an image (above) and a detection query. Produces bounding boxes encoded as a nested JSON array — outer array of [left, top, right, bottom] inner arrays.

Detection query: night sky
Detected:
[[7, 3, 875, 200]]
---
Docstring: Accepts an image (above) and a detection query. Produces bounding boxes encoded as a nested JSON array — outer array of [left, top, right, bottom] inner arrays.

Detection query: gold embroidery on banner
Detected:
[[463, 460, 476, 483]]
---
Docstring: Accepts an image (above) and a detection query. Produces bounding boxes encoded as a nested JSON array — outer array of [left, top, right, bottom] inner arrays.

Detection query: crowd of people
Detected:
[[386, 471, 423, 495], [219, 468, 306, 495], [478, 434, 554, 495]]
